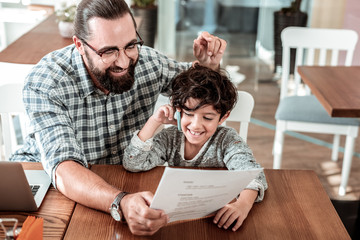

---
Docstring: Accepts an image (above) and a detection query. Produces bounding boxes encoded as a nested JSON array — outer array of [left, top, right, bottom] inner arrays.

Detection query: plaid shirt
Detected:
[[10, 44, 191, 185]]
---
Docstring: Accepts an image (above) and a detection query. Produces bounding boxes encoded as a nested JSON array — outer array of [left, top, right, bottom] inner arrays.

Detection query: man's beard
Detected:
[[85, 51, 137, 94]]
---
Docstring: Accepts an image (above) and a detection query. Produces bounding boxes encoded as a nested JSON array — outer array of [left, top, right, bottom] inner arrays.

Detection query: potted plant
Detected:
[[55, 3, 77, 38], [273, 0, 307, 74], [131, 0, 157, 48]]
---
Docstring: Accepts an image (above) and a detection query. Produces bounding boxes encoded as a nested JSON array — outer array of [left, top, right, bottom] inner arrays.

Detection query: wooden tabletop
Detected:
[[298, 66, 360, 118], [0, 14, 73, 64], [64, 165, 350, 240], [0, 162, 75, 239]]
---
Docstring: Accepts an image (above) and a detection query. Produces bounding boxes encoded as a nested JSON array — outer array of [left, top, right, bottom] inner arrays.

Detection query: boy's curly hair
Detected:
[[171, 64, 237, 119]]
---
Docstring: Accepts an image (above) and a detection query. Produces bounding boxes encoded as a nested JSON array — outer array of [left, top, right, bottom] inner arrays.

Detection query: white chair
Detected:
[[273, 27, 359, 196], [0, 62, 33, 161], [153, 94, 170, 114], [223, 91, 254, 143], [0, 83, 27, 161]]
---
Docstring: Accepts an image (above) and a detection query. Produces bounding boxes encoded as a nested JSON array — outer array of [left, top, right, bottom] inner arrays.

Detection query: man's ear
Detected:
[[73, 36, 85, 55], [218, 111, 230, 125]]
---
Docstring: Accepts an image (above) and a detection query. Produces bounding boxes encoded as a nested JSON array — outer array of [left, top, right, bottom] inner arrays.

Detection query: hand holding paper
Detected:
[[150, 167, 262, 223]]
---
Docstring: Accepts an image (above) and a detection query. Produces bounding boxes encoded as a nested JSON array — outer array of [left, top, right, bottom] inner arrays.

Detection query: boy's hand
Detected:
[[152, 104, 177, 125], [138, 105, 178, 142], [213, 200, 250, 232], [213, 189, 257, 231]]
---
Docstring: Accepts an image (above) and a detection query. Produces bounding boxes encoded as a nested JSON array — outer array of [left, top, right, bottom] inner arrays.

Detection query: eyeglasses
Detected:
[[82, 31, 144, 64]]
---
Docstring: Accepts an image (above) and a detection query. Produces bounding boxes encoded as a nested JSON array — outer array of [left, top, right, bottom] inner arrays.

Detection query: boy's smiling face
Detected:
[[180, 98, 229, 148]]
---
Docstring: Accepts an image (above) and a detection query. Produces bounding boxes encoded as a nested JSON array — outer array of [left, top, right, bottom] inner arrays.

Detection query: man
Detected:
[[11, 0, 226, 235]]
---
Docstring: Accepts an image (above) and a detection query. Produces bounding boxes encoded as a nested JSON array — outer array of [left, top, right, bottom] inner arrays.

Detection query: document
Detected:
[[150, 167, 262, 223]]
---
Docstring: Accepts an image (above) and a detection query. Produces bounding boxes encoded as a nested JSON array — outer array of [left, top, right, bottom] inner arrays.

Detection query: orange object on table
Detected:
[[17, 216, 43, 240]]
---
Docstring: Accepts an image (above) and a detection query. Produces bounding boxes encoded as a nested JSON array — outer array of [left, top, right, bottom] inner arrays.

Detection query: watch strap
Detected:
[[111, 191, 129, 222]]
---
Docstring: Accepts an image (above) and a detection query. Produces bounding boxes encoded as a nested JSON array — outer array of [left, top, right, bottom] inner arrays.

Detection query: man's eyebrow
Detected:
[[98, 38, 138, 53], [98, 46, 118, 53]]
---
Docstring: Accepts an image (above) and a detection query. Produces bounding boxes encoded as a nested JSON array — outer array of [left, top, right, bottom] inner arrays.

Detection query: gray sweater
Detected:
[[123, 126, 267, 201]]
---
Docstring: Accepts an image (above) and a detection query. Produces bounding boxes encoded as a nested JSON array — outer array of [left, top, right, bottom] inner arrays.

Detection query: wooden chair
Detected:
[[273, 27, 359, 196]]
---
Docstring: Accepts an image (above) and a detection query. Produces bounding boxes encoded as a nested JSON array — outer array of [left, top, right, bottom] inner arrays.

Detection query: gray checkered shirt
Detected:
[[10, 44, 191, 185]]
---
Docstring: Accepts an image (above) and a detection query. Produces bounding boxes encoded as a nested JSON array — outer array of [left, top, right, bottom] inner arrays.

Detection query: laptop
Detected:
[[0, 161, 51, 211]]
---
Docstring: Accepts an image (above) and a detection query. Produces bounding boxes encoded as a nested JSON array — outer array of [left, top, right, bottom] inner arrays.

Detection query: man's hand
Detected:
[[121, 191, 168, 236], [193, 31, 227, 70]]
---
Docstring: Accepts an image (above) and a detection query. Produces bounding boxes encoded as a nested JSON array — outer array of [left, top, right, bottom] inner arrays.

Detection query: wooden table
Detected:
[[0, 162, 76, 239], [0, 14, 73, 64], [298, 66, 360, 118], [64, 165, 350, 240]]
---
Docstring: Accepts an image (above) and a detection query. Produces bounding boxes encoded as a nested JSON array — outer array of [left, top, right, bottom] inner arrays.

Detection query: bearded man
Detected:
[[11, 0, 226, 236]]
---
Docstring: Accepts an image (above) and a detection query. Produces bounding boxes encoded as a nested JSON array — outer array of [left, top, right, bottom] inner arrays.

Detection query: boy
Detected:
[[123, 64, 267, 231]]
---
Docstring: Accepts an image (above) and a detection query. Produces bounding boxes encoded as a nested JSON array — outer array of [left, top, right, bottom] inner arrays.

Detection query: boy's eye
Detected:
[[204, 117, 213, 121], [183, 112, 193, 117]]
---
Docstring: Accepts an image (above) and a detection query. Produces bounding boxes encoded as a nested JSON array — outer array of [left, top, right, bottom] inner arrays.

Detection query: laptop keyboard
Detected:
[[30, 184, 40, 196]]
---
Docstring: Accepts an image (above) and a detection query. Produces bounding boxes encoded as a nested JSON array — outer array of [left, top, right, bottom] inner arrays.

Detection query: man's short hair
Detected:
[[74, 0, 136, 41]]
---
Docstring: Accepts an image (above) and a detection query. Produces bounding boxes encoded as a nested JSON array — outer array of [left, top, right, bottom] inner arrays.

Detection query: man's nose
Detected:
[[114, 50, 130, 68]]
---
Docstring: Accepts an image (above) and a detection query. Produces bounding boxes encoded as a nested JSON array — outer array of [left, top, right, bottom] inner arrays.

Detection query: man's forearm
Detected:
[[55, 160, 120, 212]]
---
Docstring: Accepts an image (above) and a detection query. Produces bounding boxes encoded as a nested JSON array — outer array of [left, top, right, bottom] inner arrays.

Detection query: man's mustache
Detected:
[[108, 66, 127, 72]]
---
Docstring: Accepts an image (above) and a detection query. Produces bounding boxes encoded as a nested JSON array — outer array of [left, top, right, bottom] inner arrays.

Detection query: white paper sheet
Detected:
[[150, 167, 262, 222]]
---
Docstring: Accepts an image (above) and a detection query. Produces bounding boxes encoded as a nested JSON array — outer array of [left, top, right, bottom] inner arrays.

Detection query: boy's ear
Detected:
[[218, 111, 230, 125]]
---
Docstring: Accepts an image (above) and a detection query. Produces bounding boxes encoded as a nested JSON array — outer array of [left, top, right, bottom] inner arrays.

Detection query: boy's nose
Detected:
[[190, 117, 202, 128]]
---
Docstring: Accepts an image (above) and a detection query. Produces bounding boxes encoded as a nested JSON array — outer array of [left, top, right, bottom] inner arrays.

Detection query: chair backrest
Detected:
[[0, 62, 33, 161], [223, 91, 255, 142], [154, 94, 170, 113], [280, 27, 358, 99], [0, 83, 27, 161]]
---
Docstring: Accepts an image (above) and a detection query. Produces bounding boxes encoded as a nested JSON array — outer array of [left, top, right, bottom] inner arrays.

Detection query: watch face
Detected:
[[110, 207, 121, 221]]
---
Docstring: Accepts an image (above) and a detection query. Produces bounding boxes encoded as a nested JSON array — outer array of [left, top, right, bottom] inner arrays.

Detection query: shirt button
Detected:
[[109, 125, 115, 130], [112, 150, 117, 155]]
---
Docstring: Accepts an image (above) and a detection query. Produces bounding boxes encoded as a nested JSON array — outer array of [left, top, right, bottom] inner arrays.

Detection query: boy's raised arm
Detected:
[[138, 105, 177, 141]]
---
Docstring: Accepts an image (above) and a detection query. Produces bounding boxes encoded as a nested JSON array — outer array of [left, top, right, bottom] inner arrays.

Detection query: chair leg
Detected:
[[338, 136, 356, 196], [331, 134, 340, 161], [273, 123, 285, 169]]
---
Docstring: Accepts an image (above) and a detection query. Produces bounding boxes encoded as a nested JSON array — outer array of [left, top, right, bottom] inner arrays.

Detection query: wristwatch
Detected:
[[109, 192, 129, 222]]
